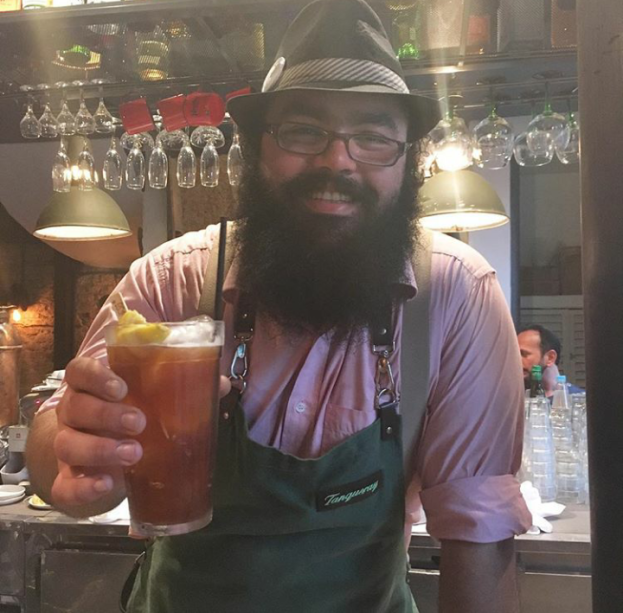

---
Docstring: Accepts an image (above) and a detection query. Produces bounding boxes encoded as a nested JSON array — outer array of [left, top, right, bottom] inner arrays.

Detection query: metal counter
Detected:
[[0, 500, 592, 612], [0, 499, 142, 613], [408, 505, 592, 613]]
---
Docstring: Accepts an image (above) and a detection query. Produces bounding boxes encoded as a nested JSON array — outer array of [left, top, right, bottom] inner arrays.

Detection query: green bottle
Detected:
[[529, 365, 546, 398]]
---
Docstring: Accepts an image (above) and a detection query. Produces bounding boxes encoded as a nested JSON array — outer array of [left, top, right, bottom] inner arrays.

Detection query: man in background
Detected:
[[517, 324, 584, 397]]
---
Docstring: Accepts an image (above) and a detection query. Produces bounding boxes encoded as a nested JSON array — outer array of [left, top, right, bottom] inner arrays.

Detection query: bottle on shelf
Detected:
[[467, 0, 499, 55], [551, 0, 577, 49], [385, 1, 422, 60], [529, 365, 546, 398]]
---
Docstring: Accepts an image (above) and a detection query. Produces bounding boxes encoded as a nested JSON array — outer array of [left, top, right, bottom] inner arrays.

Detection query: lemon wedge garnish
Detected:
[[118, 310, 148, 326], [115, 310, 170, 345]]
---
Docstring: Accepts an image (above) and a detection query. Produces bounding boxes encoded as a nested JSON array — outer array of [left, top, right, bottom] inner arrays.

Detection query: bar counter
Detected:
[[0, 500, 591, 612]]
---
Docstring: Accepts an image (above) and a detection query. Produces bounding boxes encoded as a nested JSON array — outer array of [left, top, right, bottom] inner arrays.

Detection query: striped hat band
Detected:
[[266, 57, 410, 95]]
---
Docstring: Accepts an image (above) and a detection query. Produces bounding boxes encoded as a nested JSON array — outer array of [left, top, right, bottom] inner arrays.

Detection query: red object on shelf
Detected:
[[158, 94, 188, 131], [184, 92, 225, 127], [119, 98, 155, 135], [225, 87, 252, 102]]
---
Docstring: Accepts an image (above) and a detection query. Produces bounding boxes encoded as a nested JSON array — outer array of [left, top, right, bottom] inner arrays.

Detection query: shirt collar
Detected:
[[222, 257, 418, 304]]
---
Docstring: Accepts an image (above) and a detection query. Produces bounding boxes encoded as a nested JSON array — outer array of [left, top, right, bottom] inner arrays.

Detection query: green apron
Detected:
[[126, 390, 416, 613]]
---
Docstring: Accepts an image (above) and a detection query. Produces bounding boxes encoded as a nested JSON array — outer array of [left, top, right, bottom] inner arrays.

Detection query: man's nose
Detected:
[[310, 136, 358, 173]]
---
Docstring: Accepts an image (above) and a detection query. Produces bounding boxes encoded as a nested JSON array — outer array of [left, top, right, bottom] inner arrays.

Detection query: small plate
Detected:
[[27, 495, 53, 510], [0, 485, 25, 499], [0, 493, 25, 506]]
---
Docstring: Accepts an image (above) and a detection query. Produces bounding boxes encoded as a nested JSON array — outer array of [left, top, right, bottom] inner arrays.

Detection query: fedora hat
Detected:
[[227, 0, 440, 142]]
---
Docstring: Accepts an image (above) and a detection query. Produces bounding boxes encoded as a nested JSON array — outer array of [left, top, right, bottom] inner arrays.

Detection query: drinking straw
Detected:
[[214, 216, 228, 320]]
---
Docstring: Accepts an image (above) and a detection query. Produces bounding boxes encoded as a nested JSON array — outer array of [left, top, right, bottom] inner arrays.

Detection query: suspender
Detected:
[[198, 223, 433, 475], [198, 222, 237, 318]]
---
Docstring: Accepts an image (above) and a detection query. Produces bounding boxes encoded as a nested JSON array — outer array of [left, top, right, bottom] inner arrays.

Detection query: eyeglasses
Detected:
[[265, 122, 411, 167]]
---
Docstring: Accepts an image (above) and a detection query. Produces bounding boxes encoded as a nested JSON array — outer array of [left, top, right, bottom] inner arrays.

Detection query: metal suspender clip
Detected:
[[229, 295, 255, 394], [372, 299, 399, 410]]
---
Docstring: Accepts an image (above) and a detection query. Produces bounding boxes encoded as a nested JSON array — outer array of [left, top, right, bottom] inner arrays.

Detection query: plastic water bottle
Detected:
[[551, 376, 573, 450], [522, 397, 557, 502], [551, 376, 583, 503]]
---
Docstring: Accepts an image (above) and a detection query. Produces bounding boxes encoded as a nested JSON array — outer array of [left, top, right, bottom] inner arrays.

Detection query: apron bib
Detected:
[[126, 392, 416, 613]]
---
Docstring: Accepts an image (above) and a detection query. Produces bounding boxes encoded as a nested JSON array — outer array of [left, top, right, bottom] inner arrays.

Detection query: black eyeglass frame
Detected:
[[264, 122, 413, 167]]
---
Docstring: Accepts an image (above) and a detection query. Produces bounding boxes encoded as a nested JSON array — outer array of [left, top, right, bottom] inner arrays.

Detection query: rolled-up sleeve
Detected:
[[415, 246, 531, 542]]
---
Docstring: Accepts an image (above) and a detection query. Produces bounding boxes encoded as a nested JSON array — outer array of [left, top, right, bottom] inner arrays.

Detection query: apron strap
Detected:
[[198, 221, 236, 319], [400, 226, 433, 478]]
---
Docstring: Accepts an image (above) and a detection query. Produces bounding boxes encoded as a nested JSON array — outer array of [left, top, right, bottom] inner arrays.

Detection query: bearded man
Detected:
[[26, 1, 531, 612]]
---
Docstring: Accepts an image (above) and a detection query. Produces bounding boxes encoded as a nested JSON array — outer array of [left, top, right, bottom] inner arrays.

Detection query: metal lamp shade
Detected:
[[34, 186, 132, 241], [418, 170, 509, 232]]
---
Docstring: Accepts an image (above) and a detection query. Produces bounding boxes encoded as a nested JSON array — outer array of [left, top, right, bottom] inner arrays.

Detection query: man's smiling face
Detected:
[[258, 90, 410, 238]]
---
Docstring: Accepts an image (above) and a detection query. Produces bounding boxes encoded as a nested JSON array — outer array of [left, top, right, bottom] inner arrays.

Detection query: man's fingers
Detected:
[[65, 356, 127, 401], [54, 428, 143, 468], [58, 391, 145, 437], [51, 465, 122, 507]]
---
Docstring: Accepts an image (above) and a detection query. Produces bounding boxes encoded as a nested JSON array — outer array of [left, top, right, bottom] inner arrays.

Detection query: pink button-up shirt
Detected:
[[42, 225, 531, 543]]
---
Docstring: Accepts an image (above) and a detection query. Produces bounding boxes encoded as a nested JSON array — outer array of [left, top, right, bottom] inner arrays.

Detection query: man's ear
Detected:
[[543, 349, 558, 367]]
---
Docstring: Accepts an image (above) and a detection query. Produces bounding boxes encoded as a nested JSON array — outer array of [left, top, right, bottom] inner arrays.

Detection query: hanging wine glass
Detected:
[[75, 97, 96, 135], [190, 125, 225, 150], [120, 131, 154, 152], [429, 109, 473, 172], [191, 126, 224, 188], [200, 139, 219, 188], [94, 97, 115, 134], [20, 102, 41, 139], [125, 136, 146, 191], [526, 84, 570, 156], [57, 100, 76, 136], [148, 136, 168, 189], [555, 111, 580, 165], [177, 133, 196, 189], [103, 135, 123, 191], [472, 105, 514, 170], [513, 131, 553, 167], [156, 129, 187, 152], [227, 127, 244, 187], [52, 138, 72, 193], [39, 103, 59, 138], [77, 139, 96, 190]]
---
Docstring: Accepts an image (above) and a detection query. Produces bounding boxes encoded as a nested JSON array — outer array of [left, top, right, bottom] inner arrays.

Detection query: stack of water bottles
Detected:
[[521, 365, 589, 505]]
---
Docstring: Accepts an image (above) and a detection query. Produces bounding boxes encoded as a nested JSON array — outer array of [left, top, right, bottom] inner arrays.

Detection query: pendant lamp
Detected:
[[34, 186, 132, 241], [418, 170, 508, 233], [35, 136, 132, 241]]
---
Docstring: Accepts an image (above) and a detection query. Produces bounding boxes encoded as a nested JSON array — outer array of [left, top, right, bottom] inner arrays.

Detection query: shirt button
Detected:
[[295, 402, 307, 414]]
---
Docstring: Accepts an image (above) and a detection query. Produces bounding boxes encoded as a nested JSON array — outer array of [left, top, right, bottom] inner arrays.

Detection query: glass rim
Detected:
[[104, 318, 224, 347]]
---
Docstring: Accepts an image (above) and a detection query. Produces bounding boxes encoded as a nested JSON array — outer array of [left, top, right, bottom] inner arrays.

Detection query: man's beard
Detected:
[[233, 157, 421, 342]]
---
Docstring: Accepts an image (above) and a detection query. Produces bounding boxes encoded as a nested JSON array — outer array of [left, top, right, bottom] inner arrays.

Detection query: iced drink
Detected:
[[105, 317, 224, 537]]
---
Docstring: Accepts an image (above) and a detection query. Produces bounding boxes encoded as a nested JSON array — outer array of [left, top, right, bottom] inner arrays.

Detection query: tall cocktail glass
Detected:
[[105, 319, 224, 537]]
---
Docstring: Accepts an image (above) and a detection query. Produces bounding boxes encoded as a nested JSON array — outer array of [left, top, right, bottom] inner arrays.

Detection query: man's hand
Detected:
[[52, 356, 142, 510], [27, 356, 231, 518]]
